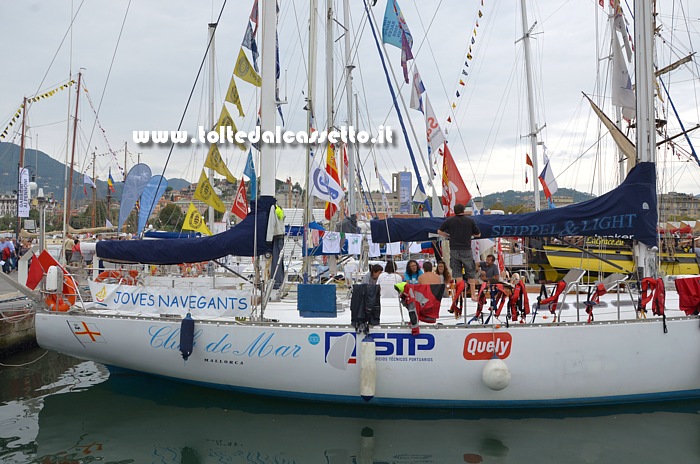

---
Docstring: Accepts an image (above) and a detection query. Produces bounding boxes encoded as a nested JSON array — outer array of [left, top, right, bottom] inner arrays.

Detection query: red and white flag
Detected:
[[231, 180, 248, 220]]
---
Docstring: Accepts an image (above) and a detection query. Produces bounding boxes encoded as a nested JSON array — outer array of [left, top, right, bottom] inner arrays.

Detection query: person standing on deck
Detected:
[[437, 203, 481, 301]]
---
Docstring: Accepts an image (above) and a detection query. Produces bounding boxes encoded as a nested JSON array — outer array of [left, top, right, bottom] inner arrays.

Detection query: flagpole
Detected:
[[364, 1, 434, 216], [343, 0, 356, 215], [304, 0, 318, 284]]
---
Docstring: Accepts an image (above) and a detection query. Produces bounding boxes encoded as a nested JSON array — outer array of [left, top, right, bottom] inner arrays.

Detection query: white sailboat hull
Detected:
[[35, 311, 700, 407]]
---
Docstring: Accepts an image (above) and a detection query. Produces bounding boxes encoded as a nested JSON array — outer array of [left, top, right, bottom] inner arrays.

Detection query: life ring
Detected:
[[95, 269, 139, 285], [45, 272, 77, 312]]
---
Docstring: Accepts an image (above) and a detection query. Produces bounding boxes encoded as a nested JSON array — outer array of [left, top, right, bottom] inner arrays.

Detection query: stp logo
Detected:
[[463, 333, 512, 360]]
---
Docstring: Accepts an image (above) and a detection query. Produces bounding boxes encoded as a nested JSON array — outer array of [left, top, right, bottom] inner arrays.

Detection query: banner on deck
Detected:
[[89, 282, 252, 317]]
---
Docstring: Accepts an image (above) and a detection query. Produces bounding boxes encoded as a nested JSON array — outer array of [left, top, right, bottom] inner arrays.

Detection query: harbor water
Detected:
[[1, 347, 700, 463]]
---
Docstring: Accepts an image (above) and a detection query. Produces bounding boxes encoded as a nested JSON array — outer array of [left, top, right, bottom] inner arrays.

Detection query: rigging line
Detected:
[[80, 0, 133, 180], [30, 0, 86, 106], [149, 0, 228, 221]]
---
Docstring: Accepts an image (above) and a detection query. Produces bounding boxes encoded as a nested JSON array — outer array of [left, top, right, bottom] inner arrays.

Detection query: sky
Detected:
[[1, 0, 700, 203]]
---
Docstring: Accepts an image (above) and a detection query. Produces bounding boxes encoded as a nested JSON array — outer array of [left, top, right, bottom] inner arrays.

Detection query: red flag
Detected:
[[231, 180, 248, 220], [26, 254, 44, 290], [324, 144, 341, 220], [525, 153, 533, 167], [441, 144, 472, 216], [497, 238, 505, 273]]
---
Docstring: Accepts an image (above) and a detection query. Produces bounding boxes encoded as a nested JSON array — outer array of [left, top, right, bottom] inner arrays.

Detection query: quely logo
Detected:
[[463, 333, 512, 361]]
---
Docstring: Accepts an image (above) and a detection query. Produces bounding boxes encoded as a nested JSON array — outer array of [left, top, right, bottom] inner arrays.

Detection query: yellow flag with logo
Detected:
[[182, 203, 212, 235], [225, 74, 245, 117], [194, 170, 226, 212], [234, 48, 262, 87], [214, 106, 246, 151], [204, 144, 237, 184]]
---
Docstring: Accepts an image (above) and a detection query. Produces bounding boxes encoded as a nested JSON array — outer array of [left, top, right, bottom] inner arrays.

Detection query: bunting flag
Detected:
[[106, 218, 113, 228], [400, 30, 414, 84], [224, 74, 245, 117], [308, 148, 343, 206], [459, 79, 465, 86], [538, 158, 558, 200], [249, 0, 259, 34], [194, 170, 226, 212], [242, 21, 259, 72], [183, 203, 212, 235], [525, 153, 533, 184], [234, 48, 262, 87], [108, 170, 116, 192], [243, 149, 257, 200], [83, 173, 97, 189], [324, 144, 341, 220], [204, 144, 237, 184], [214, 106, 246, 151], [382, 0, 413, 49], [231, 180, 248, 220], [409, 65, 426, 113], [1, 80, 76, 140], [441, 143, 472, 216]]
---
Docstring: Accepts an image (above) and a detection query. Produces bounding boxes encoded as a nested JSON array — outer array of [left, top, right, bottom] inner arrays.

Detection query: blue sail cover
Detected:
[[96, 196, 276, 264], [371, 162, 658, 247]]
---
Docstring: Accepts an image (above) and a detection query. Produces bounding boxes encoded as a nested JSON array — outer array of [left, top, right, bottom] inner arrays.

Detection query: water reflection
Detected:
[[2, 349, 700, 463]]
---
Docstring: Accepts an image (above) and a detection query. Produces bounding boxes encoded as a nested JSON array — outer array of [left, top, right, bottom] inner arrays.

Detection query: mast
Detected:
[[91, 149, 96, 228], [343, 0, 356, 214], [304, 0, 318, 283], [16, 97, 27, 239], [633, 0, 657, 278], [259, 0, 277, 197], [207, 23, 216, 230], [65, 70, 82, 233], [519, 0, 542, 211]]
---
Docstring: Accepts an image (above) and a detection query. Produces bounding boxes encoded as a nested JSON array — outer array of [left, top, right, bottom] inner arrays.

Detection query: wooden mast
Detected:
[[65, 71, 82, 228]]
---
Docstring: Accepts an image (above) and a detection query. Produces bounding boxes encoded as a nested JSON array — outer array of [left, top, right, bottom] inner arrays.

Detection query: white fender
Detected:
[[360, 336, 376, 401], [482, 356, 511, 391]]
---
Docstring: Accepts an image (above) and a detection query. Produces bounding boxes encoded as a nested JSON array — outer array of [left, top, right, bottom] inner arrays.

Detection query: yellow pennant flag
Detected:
[[214, 106, 246, 151], [204, 144, 237, 184], [234, 48, 262, 87], [225, 74, 245, 117], [194, 170, 226, 212], [182, 203, 212, 235]]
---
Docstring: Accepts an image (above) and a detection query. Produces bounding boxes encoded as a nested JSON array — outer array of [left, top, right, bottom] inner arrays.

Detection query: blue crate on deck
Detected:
[[297, 284, 337, 317]]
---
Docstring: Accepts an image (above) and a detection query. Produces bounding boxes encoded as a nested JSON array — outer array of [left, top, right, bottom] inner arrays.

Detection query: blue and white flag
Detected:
[[382, 0, 413, 49], [308, 152, 343, 206], [410, 66, 425, 113], [243, 149, 257, 200], [242, 21, 259, 72]]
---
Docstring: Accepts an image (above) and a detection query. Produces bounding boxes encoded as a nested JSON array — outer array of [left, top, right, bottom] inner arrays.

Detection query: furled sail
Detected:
[[96, 196, 276, 264], [371, 162, 657, 247]]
